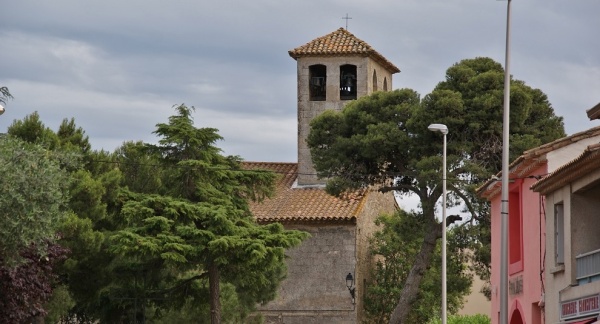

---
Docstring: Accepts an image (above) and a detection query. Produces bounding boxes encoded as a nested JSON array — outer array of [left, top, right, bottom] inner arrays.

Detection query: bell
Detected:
[[344, 77, 353, 88]]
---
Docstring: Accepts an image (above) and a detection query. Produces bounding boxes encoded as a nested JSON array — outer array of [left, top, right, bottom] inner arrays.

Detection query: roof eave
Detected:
[[531, 143, 600, 194], [288, 51, 399, 74], [587, 102, 600, 120], [256, 217, 357, 225]]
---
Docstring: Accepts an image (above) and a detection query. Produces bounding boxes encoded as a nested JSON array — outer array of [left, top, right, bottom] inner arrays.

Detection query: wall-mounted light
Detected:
[[345, 272, 355, 304]]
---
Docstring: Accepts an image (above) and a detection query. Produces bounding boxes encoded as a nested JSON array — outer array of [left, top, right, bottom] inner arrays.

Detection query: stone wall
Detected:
[[354, 189, 397, 322], [295, 56, 395, 186], [259, 224, 357, 323], [257, 190, 397, 323]]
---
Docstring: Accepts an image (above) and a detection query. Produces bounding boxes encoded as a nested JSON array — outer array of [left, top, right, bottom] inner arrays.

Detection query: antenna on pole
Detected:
[[342, 13, 352, 30]]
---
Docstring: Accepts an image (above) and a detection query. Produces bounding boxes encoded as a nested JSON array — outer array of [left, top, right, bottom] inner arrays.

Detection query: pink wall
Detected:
[[490, 165, 546, 324]]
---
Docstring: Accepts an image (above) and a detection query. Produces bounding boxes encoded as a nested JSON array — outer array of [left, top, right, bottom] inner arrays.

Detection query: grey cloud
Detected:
[[1, 0, 599, 163]]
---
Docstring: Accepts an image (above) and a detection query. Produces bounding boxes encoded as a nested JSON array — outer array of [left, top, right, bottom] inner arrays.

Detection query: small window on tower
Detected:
[[373, 70, 378, 92], [340, 64, 357, 100], [309, 65, 326, 101], [383, 77, 388, 91]]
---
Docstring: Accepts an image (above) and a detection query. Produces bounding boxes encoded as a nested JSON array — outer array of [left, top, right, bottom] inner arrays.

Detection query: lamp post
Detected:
[[428, 123, 448, 324], [500, 1, 512, 323]]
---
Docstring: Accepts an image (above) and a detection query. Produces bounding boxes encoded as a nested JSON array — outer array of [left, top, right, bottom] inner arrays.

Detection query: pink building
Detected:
[[479, 126, 600, 324]]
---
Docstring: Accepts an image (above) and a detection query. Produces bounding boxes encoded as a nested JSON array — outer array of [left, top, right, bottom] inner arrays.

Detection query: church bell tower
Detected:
[[288, 28, 400, 186]]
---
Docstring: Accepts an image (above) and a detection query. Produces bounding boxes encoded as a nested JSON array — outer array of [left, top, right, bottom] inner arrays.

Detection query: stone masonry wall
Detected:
[[259, 224, 357, 323], [295, 56, 394, 186], [354, 189, 398, 322]]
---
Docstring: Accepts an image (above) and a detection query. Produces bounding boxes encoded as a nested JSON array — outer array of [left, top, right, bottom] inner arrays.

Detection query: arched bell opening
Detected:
[[373, 70, 378, 92], [340, 64, 357, 100], [309, 64, 327, 101]]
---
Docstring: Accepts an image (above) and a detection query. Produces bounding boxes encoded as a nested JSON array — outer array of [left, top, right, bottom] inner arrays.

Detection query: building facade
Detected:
[[532, 143, 600, 324], [246, 28, 400, 323], [529, 106, 600, 324], [479, 160, 547, 324], [479, 126, 600, 324], [288, 28, 399, 186]]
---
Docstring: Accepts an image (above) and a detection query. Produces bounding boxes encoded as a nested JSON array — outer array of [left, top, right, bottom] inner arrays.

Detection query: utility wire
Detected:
[[86, 159, 549, 181]]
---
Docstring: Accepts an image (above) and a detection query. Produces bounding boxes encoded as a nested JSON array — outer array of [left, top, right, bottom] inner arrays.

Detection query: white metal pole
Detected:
[[500, 0, 512, 323], [428, 123, 449, 324], [442, 132, 447, 324]]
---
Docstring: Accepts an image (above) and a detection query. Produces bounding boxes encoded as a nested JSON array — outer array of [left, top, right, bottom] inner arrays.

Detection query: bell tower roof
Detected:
[[288, 28, 400, 74]]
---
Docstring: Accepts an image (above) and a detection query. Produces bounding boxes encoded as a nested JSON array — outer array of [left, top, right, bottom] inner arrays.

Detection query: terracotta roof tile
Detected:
[[520, 125, 600, 159], [477, 125, 600, 199], [243, 162, 366, 224], [531, 143, 600, 194], [289, 28, 400, 74]]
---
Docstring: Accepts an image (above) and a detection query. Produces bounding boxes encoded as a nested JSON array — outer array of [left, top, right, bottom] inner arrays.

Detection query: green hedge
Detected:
[[427, 314, 491, 324]]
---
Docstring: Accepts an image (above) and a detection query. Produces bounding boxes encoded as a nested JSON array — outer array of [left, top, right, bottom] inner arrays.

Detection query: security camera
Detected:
[[0, 104, 4, 115]]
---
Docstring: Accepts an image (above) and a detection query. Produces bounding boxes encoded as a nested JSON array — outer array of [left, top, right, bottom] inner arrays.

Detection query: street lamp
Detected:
[[428, 123, 448, 324], [499, 1, 513, 323], [345, 272, 356, 304], [0, 104, 5, 115]]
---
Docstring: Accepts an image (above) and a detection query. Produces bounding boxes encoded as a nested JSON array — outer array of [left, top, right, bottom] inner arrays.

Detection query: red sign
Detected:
[[579, 295, 599, 313], [562, 300, 578, 317], [561, 294, 600, 320]]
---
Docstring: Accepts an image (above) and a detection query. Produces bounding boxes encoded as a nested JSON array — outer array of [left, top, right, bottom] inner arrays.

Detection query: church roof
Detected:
[[243, 162, 367, 224], [288, 28, 400, 74]]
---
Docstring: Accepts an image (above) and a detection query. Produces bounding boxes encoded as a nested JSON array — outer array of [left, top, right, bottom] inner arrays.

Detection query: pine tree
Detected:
[[109, 104, 308, 323], [307, 57, 565, 323]]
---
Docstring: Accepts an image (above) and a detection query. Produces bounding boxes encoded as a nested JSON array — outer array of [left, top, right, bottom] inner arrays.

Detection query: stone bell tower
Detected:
[[288, 28, 400, 186]]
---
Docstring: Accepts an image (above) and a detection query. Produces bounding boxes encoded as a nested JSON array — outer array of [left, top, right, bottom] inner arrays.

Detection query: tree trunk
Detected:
[[208, 261, 221, 324], [389, 219, 441, 324]]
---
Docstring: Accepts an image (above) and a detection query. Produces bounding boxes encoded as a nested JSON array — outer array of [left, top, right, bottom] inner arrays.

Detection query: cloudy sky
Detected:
[[2, 0, 599, 163]]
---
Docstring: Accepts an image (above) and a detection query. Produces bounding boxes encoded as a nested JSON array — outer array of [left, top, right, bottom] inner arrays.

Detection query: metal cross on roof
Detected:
[[342, 13, 352, 30]]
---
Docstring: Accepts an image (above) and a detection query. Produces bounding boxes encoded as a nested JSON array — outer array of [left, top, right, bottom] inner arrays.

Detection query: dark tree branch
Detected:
[[446, 214, 463, 226], [146, 272, 208, 299], [448, 182, 481, 222]]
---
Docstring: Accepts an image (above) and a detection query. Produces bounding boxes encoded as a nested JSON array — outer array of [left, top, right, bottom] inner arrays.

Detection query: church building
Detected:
[[246, 28, 400, 323]]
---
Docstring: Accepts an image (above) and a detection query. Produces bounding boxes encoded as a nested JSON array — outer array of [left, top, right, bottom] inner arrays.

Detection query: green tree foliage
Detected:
[[43, 284, 76, 323], [307, 57, 565, 323], [57, 117, 92, 155], [104, 104, 308, 323], [364, 210, 472, 323], [0, 136, 73, 264], [150, 282, 264, 324], [113, 141, 163, 194], [0, 133, 74, 323], [423, 58, 563, 301], [7, 112, 60, 149], [4, 108, 307, 323], [431, 57, 564, 171], [5, 114, 107, 322]]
